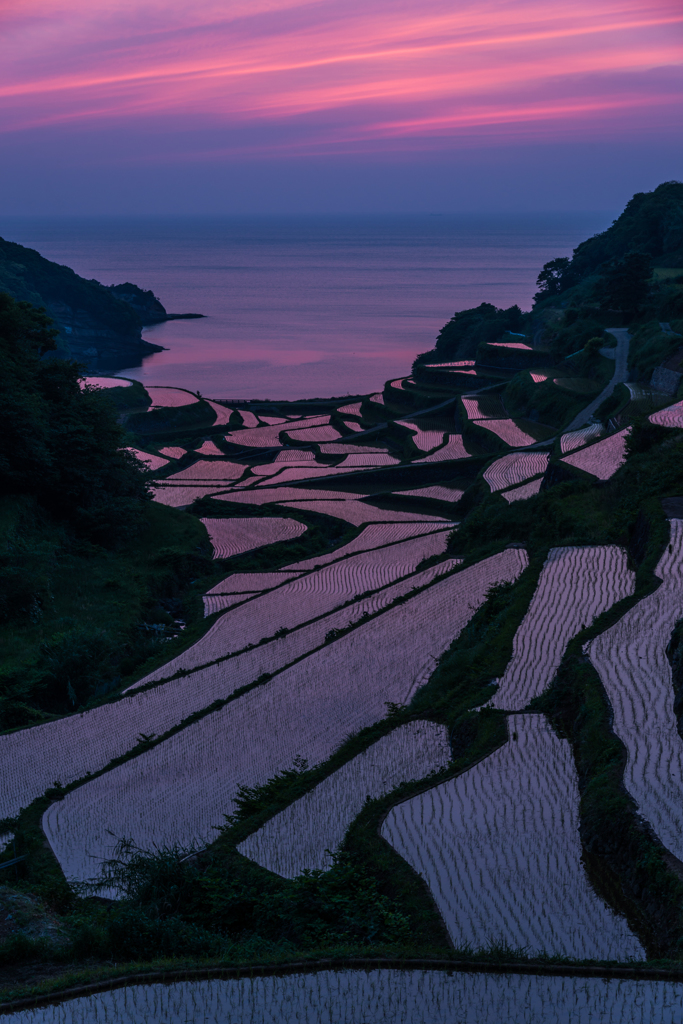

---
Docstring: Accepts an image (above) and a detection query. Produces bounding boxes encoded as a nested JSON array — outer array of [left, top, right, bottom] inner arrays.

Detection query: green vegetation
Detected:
[[414, 302, 526, 366], [0, 241, 142, 338], [0, 293, 216, 726], [628, 320, 683, 381]]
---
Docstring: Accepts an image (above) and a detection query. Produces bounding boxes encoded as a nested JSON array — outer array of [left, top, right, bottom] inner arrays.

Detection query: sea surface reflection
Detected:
[[3, 214, 607, 400]]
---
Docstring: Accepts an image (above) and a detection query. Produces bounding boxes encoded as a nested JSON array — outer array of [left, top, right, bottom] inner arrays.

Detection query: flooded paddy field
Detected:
[[6, 969, 683, 1023]]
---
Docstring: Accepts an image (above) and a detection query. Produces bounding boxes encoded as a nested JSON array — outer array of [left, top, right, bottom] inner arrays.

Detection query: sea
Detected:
[[2, 214, 609, 401]]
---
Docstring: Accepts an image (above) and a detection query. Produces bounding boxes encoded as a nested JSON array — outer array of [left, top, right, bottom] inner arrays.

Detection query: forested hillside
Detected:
[[0, 238, 168, 368]]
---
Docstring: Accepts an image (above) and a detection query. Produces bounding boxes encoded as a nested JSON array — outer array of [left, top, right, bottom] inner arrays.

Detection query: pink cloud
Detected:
[[0, 0, 680, 153]]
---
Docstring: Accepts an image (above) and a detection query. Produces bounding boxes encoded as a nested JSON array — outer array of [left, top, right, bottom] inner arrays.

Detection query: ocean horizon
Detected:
[[1, 213, 611, 400]]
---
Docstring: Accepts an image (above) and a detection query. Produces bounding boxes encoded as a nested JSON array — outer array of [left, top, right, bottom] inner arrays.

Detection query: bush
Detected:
[[41, 626, 120, 709], [90, 840, 411, 952]]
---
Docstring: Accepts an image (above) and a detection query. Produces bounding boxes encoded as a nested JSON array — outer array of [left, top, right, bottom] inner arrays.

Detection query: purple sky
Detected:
[[1, 0, 681, 215]]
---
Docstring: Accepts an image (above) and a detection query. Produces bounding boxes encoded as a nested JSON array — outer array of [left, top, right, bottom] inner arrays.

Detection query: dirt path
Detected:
[[565, 329, 630, 431]]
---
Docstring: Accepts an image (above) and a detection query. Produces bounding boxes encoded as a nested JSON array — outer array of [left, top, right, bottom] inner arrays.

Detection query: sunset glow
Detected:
[[2, 0, 681, 154]]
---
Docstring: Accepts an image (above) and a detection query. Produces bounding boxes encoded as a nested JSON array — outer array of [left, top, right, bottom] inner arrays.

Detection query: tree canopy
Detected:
[[0, 292, 149, 544]]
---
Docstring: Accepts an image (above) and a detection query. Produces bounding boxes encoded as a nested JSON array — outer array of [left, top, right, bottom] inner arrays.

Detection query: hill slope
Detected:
[[0, 237, 168, 370]]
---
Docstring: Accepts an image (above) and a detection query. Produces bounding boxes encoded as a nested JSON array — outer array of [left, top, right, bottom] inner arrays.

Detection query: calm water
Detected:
[[2, 215, 607, 400]]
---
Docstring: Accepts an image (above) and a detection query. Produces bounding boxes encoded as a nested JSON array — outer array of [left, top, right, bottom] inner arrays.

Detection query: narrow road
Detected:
[[565, 328, 630, 431]]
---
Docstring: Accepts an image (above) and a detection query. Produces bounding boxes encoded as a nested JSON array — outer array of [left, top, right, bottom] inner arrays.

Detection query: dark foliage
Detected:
[[413, 302, 525, 365], [666, 619, 683, 741], [597, 251, 652, 317], [78, 839, 411, 957], [628, 319, 683, 380], [569, 182, 683, 278], [107, 282, 167, 321], [0, 292, 150, 543], [534, 256, 580, 300], [625, 419, 675, 455], [0, 239, 142, 336]]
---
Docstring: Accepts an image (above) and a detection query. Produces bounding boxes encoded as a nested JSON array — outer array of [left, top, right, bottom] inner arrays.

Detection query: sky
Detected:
[[1, 0, 682, 215]]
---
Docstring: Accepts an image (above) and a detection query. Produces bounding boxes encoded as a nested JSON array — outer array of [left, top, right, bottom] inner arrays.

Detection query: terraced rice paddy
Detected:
[[202, 593, 258, 616], [461, 396, 508, 420], [126, 449, 168, 471], [426, 360, 475, 367], [501, 478, 543, 502], [490, 546, 634, 710], [338, 401, 362, 415], [279, 501, 449, 526], [254, 466, 360, 485], [560, 424, 604, 454], [158, 446, 186, 459], [163, 460, 246, 482], [0, 541, 462, 821], [343, 420, 363, 432], [139, 530, 460, 679], [224, 415, 330, 448], [24, 970, 683, 1019], [205, 401, 233, 425], [274, 449, 316, 462], [396, 421, 445, 451], [561, 428, 631, 480], [206, 571, 303, 594], [43, 550, 527, 880], [12, 969, 683, 1024], [200, 518, 307, 559], [167, 533, 461, 677], [279, 523, 453, 571], [286, 424, 341, 443], [214, 487, 365, 505], [476, 419, 538, 447], [530, 371, 550, 383], [250, 464, 289, 477], [238, 721, 451, 876], [318, 443, 387, 455], [236, 410, 260, 428], [588, 519, 683, 860], [625, 383, 658, 400], [195, 440, 223, 456], [146, 387, 198, 407], [414, 436, 469, 463], [650, 399, 683, 428], [369, 393, 384, 404], [80, 376, 132, 388], [489, 340, 532, 350], [257, 415, 287, 425], [390, 378, 412, 390], [483, 451, 548, 492], [152, 485, 229, 507], [223, 424, 286, 447], [337, 453, 399, 466], [395, 486, 464, 503], [382, 715, 643, 959]]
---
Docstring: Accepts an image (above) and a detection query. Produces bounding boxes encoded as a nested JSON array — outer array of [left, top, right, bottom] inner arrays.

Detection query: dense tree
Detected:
[[564, 181, 683, 281], [597, 251, 652, 317], [534, 257, 577, 299], [0, 292, 149, 544], [414, 302, 526, 364]]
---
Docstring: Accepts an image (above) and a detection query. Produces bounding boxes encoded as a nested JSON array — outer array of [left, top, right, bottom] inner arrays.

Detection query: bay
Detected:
[[1, 214, 607, 400]]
